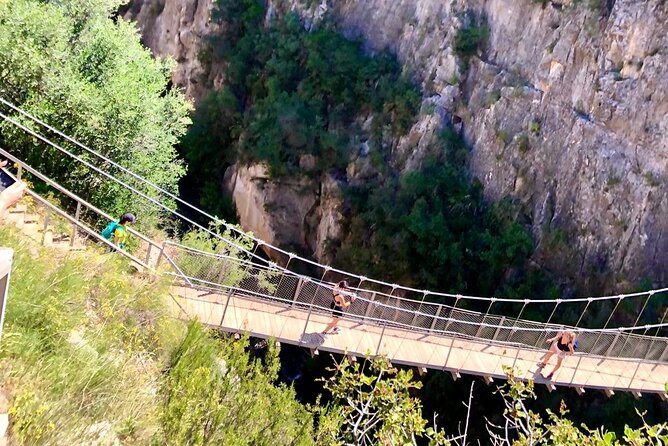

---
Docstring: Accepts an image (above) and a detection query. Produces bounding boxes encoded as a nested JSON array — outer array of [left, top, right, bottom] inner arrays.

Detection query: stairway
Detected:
[[3, 202, 87, 252]]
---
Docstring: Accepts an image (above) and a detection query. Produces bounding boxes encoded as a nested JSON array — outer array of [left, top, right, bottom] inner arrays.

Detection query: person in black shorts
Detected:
[[537, 330, 576, 380], [322, 280, 357, 335]]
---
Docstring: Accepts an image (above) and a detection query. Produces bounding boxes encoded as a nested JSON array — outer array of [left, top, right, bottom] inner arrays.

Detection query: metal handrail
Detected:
[[22, 188, 152, 269], [1, 147, 666, 365], [168, 276, 667, 367], [0, 147, 162, 253]]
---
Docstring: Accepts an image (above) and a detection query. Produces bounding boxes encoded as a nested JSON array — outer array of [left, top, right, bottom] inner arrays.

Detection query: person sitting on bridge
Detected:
[[322, 280, 357, 335], [101, 213, 136, 249], [537, 330, 576, 380]]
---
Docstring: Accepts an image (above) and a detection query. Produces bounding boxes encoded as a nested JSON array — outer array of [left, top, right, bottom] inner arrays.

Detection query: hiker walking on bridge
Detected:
[[538, 330, 576, 380], [322, 280, 357, 335]]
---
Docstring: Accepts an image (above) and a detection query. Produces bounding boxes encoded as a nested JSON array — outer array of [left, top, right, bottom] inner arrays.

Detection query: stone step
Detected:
[[42, 229, 53, 246], [8, 203, 27, 214], [23, 213, 39, 224], [21, 221, 40, 237], [50, 241, 86, 251], [4, 212, 24, 226]]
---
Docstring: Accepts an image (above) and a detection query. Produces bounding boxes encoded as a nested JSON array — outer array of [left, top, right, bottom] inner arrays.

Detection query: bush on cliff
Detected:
[[182, 0, 420, 213]]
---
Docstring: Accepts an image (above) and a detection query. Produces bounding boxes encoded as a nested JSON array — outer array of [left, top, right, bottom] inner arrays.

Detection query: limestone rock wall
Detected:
[[124, 0, 668, 287], [122, 0, 223, 101], [224, 163, 345, 263]]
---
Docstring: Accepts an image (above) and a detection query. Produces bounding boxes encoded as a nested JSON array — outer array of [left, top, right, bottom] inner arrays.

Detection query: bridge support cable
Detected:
[[539, 300, 561, 345], [611, 292, 659, 389], [410, 291, 429, 326], [5, 96, 668, 314], [3, 99, 668, 376], [474, 298, 496, 338], [443, 296, 461, 336], [220, 244, 262, 328], [645, 304, 668, 362], [624, 323, 654, 391], [593, 296, 624, 356], [504, 300, 529, 344], [375, 286, 399, 357], [574, 298, 593, 329]]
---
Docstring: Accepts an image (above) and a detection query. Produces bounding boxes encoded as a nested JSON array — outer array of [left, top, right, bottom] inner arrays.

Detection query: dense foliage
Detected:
[[182, 0, 419, 215], [0, 225, 182, 444], [0, 224, 314, 445], [157, 323, 314, 445], [318, 357, 448, 445], [0, 0, 191, 225], [335, 130, 537, 298]]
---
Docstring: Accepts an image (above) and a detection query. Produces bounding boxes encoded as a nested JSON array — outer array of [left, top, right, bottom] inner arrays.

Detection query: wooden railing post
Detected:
[[376, 322, 387, 356], [430, 305, 443, 332], [364, 292, 377, 320], [492, 316, 506, 341], [219, 290, 234, 328], [70, 202, 81, 247], [156, 241, 166, 268], [41, 208, 51, 246], [300, 304, 314, 343], [144, 243, 153, 266]]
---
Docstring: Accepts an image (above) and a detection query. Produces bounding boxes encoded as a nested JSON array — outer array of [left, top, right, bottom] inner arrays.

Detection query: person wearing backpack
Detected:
[[101, 213, 136, 249]]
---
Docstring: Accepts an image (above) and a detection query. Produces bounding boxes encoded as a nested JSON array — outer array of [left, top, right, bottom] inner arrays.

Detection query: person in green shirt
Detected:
[[102, 213, 136, 249]]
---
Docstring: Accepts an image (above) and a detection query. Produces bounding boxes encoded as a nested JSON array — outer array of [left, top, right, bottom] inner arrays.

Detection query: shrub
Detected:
[[643, 172, 660, 187], [486, 90, 502, 107], [497, 129, 510, 146], [517, 134, 530, 153], [156, 322, 314, 445], [529, 120, 541, 135], [454, 22, 489, 58]]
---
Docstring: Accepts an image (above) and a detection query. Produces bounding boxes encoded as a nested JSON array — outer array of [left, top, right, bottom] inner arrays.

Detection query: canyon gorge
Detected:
[[123, 0, 668, 293]]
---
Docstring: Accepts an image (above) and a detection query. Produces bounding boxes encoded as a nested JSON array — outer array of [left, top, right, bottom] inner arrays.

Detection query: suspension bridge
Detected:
[[0, 97, 666, 398]]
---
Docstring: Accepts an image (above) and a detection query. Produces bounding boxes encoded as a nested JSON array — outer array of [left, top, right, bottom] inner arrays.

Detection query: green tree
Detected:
[[317, 356, 447, 446], [489, 368, 668, 445], [182, 0, 419, 210], [156, 322, 315, 445], [0, 0, 191, 226]]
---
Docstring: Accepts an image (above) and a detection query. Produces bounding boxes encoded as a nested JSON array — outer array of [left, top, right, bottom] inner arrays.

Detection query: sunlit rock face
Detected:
[[126, 0, 668, 288]]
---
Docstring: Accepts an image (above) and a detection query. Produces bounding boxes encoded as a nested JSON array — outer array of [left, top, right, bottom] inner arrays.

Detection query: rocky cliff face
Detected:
[[122, 0, 223, 101], [124, 0, 668, 289], [223, 162, 344, 264]]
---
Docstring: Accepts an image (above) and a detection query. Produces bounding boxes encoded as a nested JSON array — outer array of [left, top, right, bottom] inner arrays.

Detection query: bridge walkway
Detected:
[[169, 285, 668, 397]]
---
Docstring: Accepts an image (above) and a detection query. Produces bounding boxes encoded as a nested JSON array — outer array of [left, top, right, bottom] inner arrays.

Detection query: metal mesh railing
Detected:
[[162, 244, 668, 362], [1, 97, 667, 370]]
